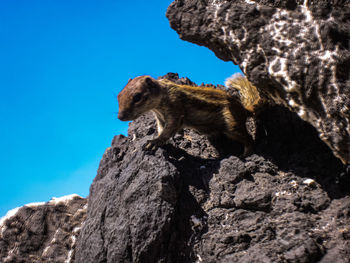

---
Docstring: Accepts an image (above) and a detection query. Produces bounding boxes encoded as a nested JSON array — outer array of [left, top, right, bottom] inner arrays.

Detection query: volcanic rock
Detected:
[[75, 74, 350, 262], [0, 194, 87, 263], [166, 0, 350, 164]]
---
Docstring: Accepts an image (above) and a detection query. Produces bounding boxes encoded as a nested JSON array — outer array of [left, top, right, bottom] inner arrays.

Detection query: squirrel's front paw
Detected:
[[143, 140, 156, 152], [143, 139, 163, 152]]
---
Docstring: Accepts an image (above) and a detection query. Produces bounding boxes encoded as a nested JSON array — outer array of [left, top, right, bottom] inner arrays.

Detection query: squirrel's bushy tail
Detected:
[[225, 73, 261, 113]]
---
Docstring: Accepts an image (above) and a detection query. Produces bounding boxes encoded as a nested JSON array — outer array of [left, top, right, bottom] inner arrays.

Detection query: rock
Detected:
[[0, 194, 87, 263], [166, 0, 350, 164], [74, 74, 350, 262]]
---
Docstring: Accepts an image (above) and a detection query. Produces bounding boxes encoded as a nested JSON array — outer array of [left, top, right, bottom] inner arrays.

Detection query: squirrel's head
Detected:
[[117, 75, 161, 121]]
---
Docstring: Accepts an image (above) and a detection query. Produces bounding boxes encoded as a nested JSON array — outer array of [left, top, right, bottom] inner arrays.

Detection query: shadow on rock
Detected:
[[255, 106, 349, 199], [161, 144, 219, 261]]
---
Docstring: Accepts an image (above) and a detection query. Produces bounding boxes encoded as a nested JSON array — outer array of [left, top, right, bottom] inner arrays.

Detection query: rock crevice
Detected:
[[166, 0, 350, 164]]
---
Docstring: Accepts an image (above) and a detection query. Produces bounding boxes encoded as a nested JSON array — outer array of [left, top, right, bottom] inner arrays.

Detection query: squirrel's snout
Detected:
[[118, 111, 129, 121]]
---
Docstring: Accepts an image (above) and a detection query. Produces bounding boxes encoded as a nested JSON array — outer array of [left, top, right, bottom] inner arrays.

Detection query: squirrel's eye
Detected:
[[133, 93, 142, 103]]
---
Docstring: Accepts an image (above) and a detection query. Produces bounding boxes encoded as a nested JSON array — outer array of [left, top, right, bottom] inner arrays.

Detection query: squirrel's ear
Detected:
[[145, 76, 153, 85], [127, 78, 133, 83], [145, 77, 158, 93]]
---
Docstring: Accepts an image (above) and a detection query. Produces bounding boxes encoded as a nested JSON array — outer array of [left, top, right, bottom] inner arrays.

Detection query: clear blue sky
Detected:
[[0, 0, 241, 216]]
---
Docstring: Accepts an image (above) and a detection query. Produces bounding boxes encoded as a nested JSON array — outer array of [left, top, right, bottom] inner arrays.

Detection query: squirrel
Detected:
[[117, 74, 261, 157]]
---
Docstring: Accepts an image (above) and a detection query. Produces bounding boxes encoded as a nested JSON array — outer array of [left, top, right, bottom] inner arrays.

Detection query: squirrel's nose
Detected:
[[118, 111, 128, 121], [118, 112, 125, 121]]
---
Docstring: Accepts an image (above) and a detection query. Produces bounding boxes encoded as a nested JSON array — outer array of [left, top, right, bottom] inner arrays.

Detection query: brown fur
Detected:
[[117, 75, 256, 156]]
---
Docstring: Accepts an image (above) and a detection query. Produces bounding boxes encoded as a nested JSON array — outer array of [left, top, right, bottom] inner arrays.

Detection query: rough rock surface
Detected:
[[0, 194, 87, 263], [166, 0, 350, 164], [75, 74, 350, 263]]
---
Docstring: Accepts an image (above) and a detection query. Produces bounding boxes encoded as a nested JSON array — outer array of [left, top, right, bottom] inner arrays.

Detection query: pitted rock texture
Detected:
[[166, 0, 350, 164], [75, 75, 350, 262], [0, 194, 87, 263]]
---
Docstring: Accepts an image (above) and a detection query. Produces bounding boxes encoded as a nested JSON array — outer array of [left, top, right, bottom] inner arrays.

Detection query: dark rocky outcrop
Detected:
[[0, 194, 87, 263], [166, 0, 350, 164], [75, 74, 350, 263]]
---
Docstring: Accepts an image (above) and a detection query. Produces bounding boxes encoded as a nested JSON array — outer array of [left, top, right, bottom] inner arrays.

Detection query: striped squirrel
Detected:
[[117, 74, 260, 157]]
